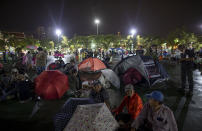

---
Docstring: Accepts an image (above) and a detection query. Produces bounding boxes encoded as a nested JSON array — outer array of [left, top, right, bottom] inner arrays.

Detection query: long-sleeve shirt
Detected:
[[114, 93, 143, 119], [131, 103, 178, 131], [89, 88, 109, 104]]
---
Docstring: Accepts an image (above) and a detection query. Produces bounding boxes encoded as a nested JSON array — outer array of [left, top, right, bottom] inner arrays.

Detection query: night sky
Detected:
[[0, 0, 202, 37]]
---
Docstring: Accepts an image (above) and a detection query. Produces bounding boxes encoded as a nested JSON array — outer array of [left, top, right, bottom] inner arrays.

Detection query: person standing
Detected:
[[179, 43, 195, 95], [131, 91, 178, 131], [199, 47, 202, 58], [26, 51, 33, 70], [36, 47, 47, 75], [3, 51, 6, 63]]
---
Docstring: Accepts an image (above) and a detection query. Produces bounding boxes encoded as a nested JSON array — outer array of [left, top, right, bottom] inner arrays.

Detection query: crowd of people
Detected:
[[0, 43, 202, 131]]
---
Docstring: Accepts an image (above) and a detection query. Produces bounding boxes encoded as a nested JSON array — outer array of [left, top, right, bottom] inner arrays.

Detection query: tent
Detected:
[[78, 58, 106, 81], [113, 55, 150, 86], [101, 69, 120, 89], [63, 103, 119, 131], [114, 55, 168, 87], [79, 57, 106, 72], [140, 56, 169, 86]]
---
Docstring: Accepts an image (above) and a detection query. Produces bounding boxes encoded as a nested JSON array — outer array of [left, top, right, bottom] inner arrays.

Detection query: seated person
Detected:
[[89, 80, 111, 109], [16, 74, 32, 103], [79, 81, 92, 97], [65, 58, 78, 73], [113, 84, 143, 120], [0, 69, 18, 95], [0, 63, 4, 75], [131, 91, 178, 131], [0, 71, 32, 102], [0, 70, 10, 96], [58, 57, 65, 65], [116, 113, 133, 131]]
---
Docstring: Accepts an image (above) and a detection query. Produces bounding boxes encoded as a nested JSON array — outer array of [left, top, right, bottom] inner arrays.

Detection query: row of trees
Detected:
[[0, 28, 202, 52]]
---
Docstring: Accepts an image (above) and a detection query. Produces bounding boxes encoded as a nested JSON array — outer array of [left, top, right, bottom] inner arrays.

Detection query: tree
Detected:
[[40, 39, 53, 50], [61, 36, 69, 49]]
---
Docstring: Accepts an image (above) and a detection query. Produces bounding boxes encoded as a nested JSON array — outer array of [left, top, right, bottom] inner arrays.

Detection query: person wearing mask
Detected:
[[89, 80, 111, 109], [131, 91, 178, 131], [179, 43, 195, 95], [113, 84, 143, 120]]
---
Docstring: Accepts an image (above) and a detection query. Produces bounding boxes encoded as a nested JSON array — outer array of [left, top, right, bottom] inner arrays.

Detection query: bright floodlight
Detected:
[[56, 29, 62, 36], [91, 43, 96, 48], [131, 29, 137, 36], [95, 19, 100, 24]]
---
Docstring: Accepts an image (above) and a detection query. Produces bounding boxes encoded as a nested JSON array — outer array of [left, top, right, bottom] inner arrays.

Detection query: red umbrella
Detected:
[[35, 70, 69, 100], [78, 58, 106, 72]]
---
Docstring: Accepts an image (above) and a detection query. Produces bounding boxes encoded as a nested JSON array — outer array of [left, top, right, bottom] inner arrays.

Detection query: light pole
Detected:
[[130, 29, 137, 53], [55, 29, 62, 49], [94, 19, 100, 35], [56, 29, 62, 43]]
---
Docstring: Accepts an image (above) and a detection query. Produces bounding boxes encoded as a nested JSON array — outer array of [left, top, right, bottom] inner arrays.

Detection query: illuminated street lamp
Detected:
[[94, 19, 100, 35], [130, 29, 137, 37], [55, 29, 62, 42], [130, 28, 137, 52]]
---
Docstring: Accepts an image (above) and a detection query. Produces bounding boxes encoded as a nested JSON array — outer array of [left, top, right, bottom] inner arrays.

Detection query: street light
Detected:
[[94, 19, 100, 35], [130, 28, 137, 52], [55, 29, 62, 42], [130, 29, 137, 37]]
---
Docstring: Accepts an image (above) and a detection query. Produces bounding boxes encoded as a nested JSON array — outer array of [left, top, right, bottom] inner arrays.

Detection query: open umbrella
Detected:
[[54, 98, 96, 131], [63, 103, 119, 131], [26, 45, 37, 50], [101, 69, 120, 88], [79, 57, 106, 82], [79, 71, 102, 81], [35, 70, 69, 100], [78, 57, 106, 72]]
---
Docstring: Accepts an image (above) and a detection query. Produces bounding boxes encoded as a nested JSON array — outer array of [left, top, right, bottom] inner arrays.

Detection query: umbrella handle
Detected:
[[29, 97, 43, 119]]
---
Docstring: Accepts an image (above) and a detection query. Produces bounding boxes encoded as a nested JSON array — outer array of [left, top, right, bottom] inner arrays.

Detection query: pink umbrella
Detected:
[[26, 45, 37, 50]]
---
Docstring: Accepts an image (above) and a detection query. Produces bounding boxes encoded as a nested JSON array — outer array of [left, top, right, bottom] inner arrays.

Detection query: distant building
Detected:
[[47, 27, 54, 39], [34, 26, 55, 40], [36, 26, 46, 40], [118, 32, 121, 36], [2, 31, 25, 40]]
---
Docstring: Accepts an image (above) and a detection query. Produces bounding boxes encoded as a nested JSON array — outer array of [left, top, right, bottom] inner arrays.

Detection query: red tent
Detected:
[[35, 70, 69, 100], [123, 68, 143, 86], [78, 58, 106, 72]]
